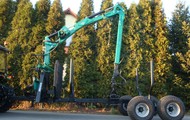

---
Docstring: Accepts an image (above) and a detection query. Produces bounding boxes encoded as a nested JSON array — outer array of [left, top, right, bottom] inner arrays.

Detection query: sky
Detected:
[[30, 0, 190, 19]]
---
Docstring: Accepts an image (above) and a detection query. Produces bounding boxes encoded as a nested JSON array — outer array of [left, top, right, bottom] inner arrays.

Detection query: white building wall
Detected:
[[65, 14, 77, 46], [63, 13, 77, 82], [65, 14, 77, 28]]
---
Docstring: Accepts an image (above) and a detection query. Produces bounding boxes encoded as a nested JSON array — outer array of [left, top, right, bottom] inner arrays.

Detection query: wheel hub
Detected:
[[138, 107, 144, 112], [135, 103, 150, 117], [169, 106, 174, 112], [167, 102, 180, 117]]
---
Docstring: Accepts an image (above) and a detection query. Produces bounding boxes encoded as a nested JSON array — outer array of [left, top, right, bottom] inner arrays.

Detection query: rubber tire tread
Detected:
[[118, 95, 132, 116], [127, 96, 155, 120], [146, 96, 158, 115], [0, 86, 14, 113], [157, 95, 185, 120], [0, 100, 13, 113]]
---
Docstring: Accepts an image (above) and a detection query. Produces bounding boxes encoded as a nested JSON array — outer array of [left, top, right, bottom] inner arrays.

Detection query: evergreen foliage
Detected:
[[0, 0, 16, 44], [46, 0, 65, 66], [0, 0, 189, 107], [29, 0, 51, 51], [46, 0, 65, 34], [96, 0, 114, 98], [136, 0, 154, 95], [176, 23, 190, 107], [177, 21, 190, 75], [169, 2, 190, 55], [6, 0, 34, 90], [123, 3, 142, 96], [22, 0, 51, 89], [69, 0, 99, 98], [150, 0, 172, 98], [168, 2, 190, 107]]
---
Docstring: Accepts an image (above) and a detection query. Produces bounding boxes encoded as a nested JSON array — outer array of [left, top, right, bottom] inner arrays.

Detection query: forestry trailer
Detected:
[[0, 3, 185, 120]]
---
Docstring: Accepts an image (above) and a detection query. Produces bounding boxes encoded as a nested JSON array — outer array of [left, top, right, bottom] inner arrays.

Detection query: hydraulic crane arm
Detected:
[[35, 3, 125, 102], [42, 3, 125, 71]]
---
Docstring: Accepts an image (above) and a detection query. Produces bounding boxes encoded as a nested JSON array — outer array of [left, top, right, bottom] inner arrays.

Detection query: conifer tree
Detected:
[[29, 0, 51, 51], [176, 21, 190, 106], [6, 0, 34, 91], [96, 0, 114, 98], [150, 0, 172, 97], [177, 21, 190, 72], [69, 0, 99, 98], [168, 2, 190, 101], [169, 2, 190, 55], [45, 0, 65, 65], [123, 3, 142, 96], [46, 0, 64, 34], [168, 2, 190, 75], [0, 0, 16, 44], [22, 0, 51, 88], [136, 0, 154, 95]]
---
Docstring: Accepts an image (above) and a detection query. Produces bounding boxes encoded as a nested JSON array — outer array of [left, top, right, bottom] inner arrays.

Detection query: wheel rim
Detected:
[[135, 103, 150, 117], [166, 102, 180, 117], [122, 103, 127, 111]]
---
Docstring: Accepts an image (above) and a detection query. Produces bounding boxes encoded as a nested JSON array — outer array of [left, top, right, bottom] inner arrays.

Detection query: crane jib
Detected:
[[42, 3, 125, 70]]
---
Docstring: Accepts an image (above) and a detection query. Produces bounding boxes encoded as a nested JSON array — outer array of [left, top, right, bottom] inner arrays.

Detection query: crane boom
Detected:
[[35, 3, 125, 102], [42, 3, 125, 69]]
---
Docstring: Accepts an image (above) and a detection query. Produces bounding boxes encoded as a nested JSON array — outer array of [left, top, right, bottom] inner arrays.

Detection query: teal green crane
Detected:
[[42, 3, 124, 70], [36, 3, 125, 102]]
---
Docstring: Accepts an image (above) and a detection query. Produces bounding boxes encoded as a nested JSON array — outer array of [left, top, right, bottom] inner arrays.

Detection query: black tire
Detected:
[[146, 96, 158, 115], [53, 60, 63, 99], [0, 99, 13, 113], [157, 95, 185, 120], [0, 85, 15, 113], [127, 96, 155, 120], [118, 95, 132, 116]]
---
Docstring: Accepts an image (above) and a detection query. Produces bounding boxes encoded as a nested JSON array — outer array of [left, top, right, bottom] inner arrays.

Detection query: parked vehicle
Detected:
[[0, 4, 185, 120]]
